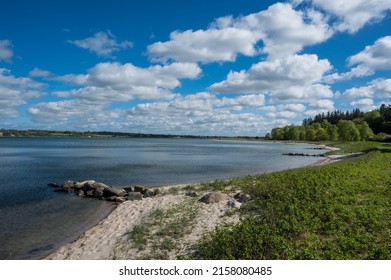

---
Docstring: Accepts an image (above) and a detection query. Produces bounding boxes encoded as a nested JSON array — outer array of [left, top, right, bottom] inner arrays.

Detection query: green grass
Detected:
[[196, 142, 391, 259], [111, 197, 199, 259]]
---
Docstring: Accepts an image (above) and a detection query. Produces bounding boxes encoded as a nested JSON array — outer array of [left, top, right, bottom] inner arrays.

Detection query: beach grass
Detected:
[[195, 142, 391, 259]]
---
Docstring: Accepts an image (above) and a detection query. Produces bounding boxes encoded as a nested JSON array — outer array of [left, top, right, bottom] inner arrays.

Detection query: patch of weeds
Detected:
[[112, 197, 199, 259]]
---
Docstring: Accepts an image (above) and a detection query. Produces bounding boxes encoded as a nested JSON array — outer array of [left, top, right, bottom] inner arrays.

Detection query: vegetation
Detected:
[[195, 142, 391, 259], [266, 104, 391, 142]]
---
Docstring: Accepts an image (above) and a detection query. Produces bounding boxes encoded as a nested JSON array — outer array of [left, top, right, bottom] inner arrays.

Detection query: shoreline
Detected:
[[43, 144, 351, 260]]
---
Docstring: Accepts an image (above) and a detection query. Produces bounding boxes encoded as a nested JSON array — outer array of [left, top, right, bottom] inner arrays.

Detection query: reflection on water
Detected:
[[0, 137, 324, 259]]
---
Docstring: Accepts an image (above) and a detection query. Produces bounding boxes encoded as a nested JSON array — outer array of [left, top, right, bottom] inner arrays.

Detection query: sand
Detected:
[[44, 185, 240, 260]]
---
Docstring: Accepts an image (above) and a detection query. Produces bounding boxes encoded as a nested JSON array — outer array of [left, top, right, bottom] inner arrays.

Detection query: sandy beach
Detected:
[[44, 145, 351, 260], [44, 184, 240, 260]]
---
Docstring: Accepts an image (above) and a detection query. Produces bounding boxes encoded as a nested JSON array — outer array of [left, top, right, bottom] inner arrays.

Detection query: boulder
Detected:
[[105, 196, 117, 202], [93, 189, 104, 198], [115, 197, 126, 203], [62, 181, 75, 189], [85, 190, 95, 197], [74, 180, 95, 189], [199, 192, 230, 204], [91, 182, 109, 190], [127, 192, 143, 201], [134, 186, 145, 193], [142, 189, 155, 198], [234, 192, 251, 203], [103, 187, 127, 197], [77, 190, 85, 197], [227, 200, 242, 208], [123, 186, 134, 193]]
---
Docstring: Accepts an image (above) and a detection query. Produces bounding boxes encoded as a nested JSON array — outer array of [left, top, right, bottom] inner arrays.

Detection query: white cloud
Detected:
[[27, 62, 202, 123], [0, 68, 43, 118], [350, 98, 374, 107], [348, 36, 391, 70], [238, 3, 332, 59], [68, 31, 133, 57], [148, 2, 332, 63], [323, 65, 374, 83], [148, 27, 260, 63], [0, 40, 13, 62], [343, 78, 391, 99], [309, 0, 391, 33], [210, 54, 332, 102]]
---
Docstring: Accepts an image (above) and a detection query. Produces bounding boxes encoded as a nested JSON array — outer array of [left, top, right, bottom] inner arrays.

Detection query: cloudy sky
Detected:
[[1, 0, 390, 136]]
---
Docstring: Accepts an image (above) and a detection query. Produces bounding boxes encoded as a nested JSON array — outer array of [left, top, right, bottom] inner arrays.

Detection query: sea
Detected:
[[0, 137, 325, 259]]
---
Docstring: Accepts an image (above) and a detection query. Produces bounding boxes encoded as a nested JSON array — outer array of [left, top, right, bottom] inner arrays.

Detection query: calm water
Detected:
[[0, 137, 324, 259]]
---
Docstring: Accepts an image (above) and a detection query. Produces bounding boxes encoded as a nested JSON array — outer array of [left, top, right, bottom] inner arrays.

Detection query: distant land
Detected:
[[0, 129, 263, 141]]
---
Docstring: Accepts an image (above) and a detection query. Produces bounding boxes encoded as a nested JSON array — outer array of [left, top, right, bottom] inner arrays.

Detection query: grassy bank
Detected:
[[195, 142, 391, 259]]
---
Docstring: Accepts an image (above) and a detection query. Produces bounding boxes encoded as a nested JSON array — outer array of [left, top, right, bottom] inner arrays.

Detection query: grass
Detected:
[[196, 142, 391, 259], [111, 197, 199, 259]]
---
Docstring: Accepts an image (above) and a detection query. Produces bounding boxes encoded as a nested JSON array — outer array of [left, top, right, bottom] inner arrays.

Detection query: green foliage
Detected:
[[196, 143, 391, 259]]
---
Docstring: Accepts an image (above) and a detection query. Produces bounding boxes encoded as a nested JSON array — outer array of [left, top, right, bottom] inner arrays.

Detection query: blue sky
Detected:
[[1, 0, 390, 136]]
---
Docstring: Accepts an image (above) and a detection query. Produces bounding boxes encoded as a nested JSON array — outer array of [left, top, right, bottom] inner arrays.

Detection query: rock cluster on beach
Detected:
[[48, 180, 158, 203]]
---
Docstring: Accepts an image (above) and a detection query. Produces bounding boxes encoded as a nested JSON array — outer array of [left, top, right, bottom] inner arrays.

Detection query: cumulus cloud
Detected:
[[210, 54, 332, 102], [350, 98, 374, 108], [238, 2, 332, 59], [27, 62, 202, 122], [308, 0, 391, 33], [0, 40, 13, 62], [126, 92, 271, 136], [68, 31, 133, 57], [348, 36, 391, 70], [343, 78, 391, 99], [148, 27, 260, 63], [0, 68, 43, 118], [148, 2, 332, 63]]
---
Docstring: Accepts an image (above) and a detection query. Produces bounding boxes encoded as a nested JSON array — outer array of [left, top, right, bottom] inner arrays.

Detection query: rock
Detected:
[[77, 190, 85, 197], [91, 182, 109, 190], [186, 191, 199, 198], [199, 192, 230, 204], [234, 192, 251, 203], [93, 189, 104, 198], [62, 181, 75, 188], [105, 196, 117, 202], [142, 189, 155, 198], [74, 180, 95, 189], [115, 197, 126, 203], [227, 200, 242, 208], [123, 186, 134, 193], [85, 190, 95, 197], [82, 182, 95, 192], [103, 187, 127, 197], [127, 192, 143, 201], [134, 186, 145, 193]]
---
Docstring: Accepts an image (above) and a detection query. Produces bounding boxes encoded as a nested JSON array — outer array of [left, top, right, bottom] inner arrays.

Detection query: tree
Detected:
[[337, 120, 360, 141], [364, 110, 383, 134], [354, 119, 374, 141]]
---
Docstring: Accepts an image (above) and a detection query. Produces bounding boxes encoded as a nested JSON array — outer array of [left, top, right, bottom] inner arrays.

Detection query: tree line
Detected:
[[266, 104, 391, 142]]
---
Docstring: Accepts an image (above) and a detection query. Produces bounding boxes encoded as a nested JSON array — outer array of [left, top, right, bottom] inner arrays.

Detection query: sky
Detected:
[[0, 0, 391, 136]]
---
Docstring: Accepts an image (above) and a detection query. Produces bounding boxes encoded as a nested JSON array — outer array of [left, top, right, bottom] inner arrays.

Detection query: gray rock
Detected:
[[115, 197, 126, 203], [85, 190, 95, 197], [127, 192, 143, 201], [134, 186, 145, 193], [227, 200, 242, 208], [199, 192, 230, 204], [142, 189, 155, 198], [77, 190, 85, 197], [123, 186, 134, 193], [103, 187, 127, 197], [234, 192, 251, 203], [62, 181, 75, 188], [92, 182, 109, 190], [93, 189, 104, 198], [105, 196, 117, 202]]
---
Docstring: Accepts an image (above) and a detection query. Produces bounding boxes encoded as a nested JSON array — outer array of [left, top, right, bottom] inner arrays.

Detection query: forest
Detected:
[[266, 104, 391, 142]]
